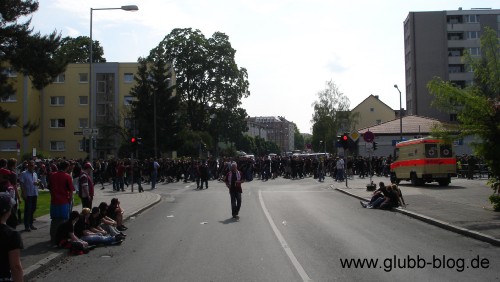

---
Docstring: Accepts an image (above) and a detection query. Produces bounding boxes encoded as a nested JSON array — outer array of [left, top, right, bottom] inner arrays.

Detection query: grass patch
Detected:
[[19, 190, 82, 219]]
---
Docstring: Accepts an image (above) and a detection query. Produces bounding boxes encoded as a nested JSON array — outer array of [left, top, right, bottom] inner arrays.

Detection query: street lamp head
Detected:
[[121, 5, 139, 11], [394, 84, 398, 89]]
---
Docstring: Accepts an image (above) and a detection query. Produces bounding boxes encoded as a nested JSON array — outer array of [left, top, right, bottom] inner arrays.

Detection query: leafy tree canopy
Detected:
[[151, 28, 250, 138], [1, 0, 67, 134], [58, 36, 106, 63], [311, 80, 353, 153], [427, 26, 500, 180]]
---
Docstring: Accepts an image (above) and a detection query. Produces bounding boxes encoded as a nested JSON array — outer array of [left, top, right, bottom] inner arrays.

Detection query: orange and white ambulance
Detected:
[[390, 137, 457, 186]]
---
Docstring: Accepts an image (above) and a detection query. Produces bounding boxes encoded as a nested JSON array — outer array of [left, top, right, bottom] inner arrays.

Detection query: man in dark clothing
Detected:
[[225, 162, 243, 219], [199, 161, 209, 189]]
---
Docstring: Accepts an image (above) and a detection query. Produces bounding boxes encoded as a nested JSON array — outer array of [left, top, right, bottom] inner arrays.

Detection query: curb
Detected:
[[23, 193, 162, 280], [335, 187, 500, 247]]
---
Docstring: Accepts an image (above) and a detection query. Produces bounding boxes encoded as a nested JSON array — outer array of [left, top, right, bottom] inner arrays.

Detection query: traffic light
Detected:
[[373, 142, 378, 151], [341, 133, 349, 149], [131, 137, 137, 149]]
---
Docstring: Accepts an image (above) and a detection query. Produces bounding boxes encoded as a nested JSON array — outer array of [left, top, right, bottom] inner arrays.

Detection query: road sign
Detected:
[[350, 131, 360, 142], [83, 128, 91, 137], [363, 131, 375, 143], [74, 131, 83, 135]]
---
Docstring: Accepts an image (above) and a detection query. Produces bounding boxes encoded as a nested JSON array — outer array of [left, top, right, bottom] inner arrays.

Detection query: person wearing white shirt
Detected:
[[19, 160, 39, 232]]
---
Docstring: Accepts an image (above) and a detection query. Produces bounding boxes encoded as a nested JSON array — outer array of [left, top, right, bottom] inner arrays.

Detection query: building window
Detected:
[[370, 108, 374, 112], [448, 64, 464, 73], [79, 73, 88, 83], [79, 118, 88, 128], [53, 73, 65, 83], [78, 140, 85, 151], [447, 32, 463, 40], [50, 119, 66, 128], [465, 15, 479, 23], [50, 141, 65, 151], [124, 73, 134, 83], [447, 15, 463, 24], [124, 96, 134, 106], [0, 140, 17, 152], [0, 93, 16, 102], [79, 96, 88, 105], [2, 67, 17, 77], [448, 48, 463, 57], [467, 31, 480, 40], [376, 119, 381, 125], [50, 96, 65, 106], [468, 47, 481, 56]]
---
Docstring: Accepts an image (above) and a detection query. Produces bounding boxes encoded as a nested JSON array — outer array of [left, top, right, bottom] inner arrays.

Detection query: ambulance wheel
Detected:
[[438, 178, 450, 186], [390, 173, 400, 184]]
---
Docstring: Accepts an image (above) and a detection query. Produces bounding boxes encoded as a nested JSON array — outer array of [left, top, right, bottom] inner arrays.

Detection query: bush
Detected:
[[489, 194, 500, 211], [487, 176, 500, 211]]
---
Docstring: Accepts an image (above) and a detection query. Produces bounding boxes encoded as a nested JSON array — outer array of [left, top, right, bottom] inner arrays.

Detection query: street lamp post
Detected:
[[394, 84, 403, 141], [89, 5, 138, 161]]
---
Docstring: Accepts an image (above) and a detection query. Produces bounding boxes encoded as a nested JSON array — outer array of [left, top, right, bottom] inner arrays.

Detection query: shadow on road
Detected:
[[219, 218, 239, 224]]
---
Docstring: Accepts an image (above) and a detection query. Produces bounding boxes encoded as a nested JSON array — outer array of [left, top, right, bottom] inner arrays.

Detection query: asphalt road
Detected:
[[32, 177, 499, 282]]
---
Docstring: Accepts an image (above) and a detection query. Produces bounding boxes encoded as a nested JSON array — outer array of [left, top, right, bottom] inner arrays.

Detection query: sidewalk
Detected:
[[20, 183, 161, 279], [334, 177, 500, 246]]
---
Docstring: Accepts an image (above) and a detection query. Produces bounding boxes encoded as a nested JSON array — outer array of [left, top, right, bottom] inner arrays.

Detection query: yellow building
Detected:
[[351, 94, 398, 130], [0, 62, 141, 161]]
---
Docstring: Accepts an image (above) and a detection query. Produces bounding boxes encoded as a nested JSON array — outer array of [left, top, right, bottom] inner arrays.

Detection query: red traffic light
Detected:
[[131, 137, 137, 143], [342, 135, 348, 141]]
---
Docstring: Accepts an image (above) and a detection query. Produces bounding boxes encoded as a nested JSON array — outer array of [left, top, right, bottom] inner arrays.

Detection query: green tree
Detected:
[[427, 27, 500, 190], [152, 28, 250, 143], [1, 0, 66, 134], [57, 36, 106, 63], [293, 123, 305, 151], [129, 54, 180, 158], [311, 80, 352, 154]]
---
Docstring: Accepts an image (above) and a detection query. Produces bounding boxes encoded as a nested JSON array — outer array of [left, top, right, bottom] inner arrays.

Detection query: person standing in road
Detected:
[[0, 194, 24, 281], [199, 160, 209, 189], [48, 161, 75, 245], [225, 162, 243, 219], [79, 163, 95, 209], [151, 158, 160, 190], [19, 160, 39, 232]]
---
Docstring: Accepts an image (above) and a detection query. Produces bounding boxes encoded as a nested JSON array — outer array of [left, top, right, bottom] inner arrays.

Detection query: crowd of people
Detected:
[[0, 157, 131, 281]]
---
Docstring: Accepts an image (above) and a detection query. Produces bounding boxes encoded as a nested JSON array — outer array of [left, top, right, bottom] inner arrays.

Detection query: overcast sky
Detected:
[[31, 0, 497, 133]]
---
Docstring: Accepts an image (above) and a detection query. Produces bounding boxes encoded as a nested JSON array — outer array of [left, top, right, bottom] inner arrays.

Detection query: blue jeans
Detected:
[[336, 168, 344, 181], [24, 196, 37, 228], [81, 234, 116, 245], [229, 191, 242, 216]]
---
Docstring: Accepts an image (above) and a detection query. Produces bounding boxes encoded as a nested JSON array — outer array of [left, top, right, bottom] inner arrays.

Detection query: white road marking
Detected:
[[258, 190, 312, 282]]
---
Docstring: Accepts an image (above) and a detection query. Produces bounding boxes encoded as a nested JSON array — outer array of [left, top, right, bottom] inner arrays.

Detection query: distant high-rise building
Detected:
[[404, 8, 500, 121]]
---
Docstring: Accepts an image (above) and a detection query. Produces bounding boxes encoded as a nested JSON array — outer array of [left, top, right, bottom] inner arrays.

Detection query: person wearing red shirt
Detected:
[[79, 163, 95, 209], [116, 161, 126, 192], [48, 161, 75, 245]]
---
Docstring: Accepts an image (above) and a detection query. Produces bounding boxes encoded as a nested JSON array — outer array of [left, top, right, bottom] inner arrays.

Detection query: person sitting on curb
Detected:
[[54, 210, 94, 255], [90, 207, 125, 239], [360, 182, 389, 208], [75, 208, 123, 246], [107, 198, 127, 231], [379, 184, 405, 209]]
